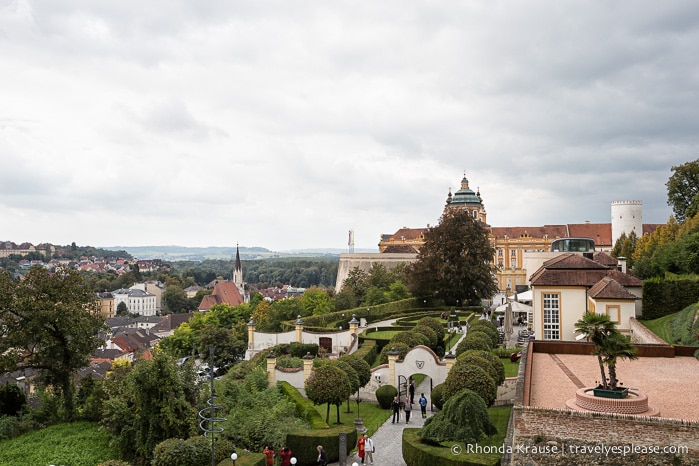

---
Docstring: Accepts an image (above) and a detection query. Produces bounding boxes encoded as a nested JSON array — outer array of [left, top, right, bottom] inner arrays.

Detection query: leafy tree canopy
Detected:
[[406, 209, 498, 305], [0, 268, 105, 421], [666, 159, 699, 223]]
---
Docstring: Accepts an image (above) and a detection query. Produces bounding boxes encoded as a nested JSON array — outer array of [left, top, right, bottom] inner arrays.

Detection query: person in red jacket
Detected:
[[279, 446, 293, 466], [357, 434, 366, 463], [263, 445, 275, 466]]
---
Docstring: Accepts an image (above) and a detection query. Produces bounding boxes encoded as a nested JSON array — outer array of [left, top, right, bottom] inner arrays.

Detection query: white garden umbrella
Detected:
[[504, 302, 513, 346]]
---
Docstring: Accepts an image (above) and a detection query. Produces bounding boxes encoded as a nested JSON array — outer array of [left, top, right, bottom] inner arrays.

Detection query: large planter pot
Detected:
[[593, 386, 629, 399]]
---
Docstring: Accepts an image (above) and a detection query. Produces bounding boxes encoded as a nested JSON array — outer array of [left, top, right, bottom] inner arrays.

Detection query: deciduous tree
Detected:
[[666, 159, 699, 223], [406, 209, 497, 305], [0, 268, 105, 421]]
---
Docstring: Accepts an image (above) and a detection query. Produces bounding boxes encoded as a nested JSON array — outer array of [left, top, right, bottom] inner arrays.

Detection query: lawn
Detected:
[[314, 400, 391, 438], [502, 358, 520, 378], [639, 313, 676, 344], [0, 422, 121, 466], [363, 330, 401, 340]]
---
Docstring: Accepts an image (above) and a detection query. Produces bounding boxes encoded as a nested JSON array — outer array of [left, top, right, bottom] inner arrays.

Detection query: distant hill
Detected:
[[101, 245, 376, 261]]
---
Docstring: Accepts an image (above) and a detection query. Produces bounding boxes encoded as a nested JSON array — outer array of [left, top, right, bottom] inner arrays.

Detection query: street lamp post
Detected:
[[230, 453, 237, 465]]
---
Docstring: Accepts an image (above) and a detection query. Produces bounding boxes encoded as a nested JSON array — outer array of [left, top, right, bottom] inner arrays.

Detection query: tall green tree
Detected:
[[666, 159, 699, 223], [101, 353, 199, 465], [406, 209, 498, 305], [0, 268, 105, 421], [163, 284, 193, 313]]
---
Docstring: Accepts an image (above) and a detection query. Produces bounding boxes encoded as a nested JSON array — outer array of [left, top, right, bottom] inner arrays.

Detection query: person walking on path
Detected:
[[357, 434, 366, 463], [363, 434, 374, 465], [316, 445, 328, 465], [403, 397, 412, 423], [391, 395, 401, 423], [408, 380, 415, 404], [419, 393, 428, 418]]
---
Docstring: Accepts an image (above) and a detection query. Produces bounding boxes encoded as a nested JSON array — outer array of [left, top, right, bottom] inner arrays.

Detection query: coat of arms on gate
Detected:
[[415, 360, 424, 369]]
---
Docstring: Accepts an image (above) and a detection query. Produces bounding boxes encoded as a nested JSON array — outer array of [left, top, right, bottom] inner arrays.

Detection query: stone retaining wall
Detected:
[[629, 317, 668, 345]]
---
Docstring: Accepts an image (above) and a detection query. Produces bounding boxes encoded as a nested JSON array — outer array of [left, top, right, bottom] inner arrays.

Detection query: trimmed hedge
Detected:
[[402, 429, 500, 466], [352, 339, 377, 366], [285, 425, 356, 466], [457, 350, 506, 385], [642, 277, 699, 319], [278, 381, 329, 429], [443, 364, 497, 407]]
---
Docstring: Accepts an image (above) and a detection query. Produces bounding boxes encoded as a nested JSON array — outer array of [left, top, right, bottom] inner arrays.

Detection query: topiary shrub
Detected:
[[390, 331, 430, 348], [467, 324, 500, 347], [378, 342, 410, 365], [417, 317, 445, 343], [418, 389, 497, 445], [412, 325, 438, 348], [470, 319, 498, 333], [289, 342, 319, 358], [453, 355, 501, 388], [443, 363, 497, 407], [455, 333, 492, 353], [430, 383, 446, 411], [457, 349, 506, 385], [376, 385, 398, 409]]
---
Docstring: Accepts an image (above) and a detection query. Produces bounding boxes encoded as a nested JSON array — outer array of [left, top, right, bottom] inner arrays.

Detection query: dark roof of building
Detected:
[[382, 244, 420, 253], [587, 277, 639, 300], [530, 253, 642, 287]]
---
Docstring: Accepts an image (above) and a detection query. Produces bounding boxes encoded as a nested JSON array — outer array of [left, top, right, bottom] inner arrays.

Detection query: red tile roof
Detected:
[[198, 281, 244, 311], [587, 277, 639, 300]]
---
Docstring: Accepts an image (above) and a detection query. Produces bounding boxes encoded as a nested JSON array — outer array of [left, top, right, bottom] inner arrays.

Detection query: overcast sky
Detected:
[[2, 1, 698, 252]]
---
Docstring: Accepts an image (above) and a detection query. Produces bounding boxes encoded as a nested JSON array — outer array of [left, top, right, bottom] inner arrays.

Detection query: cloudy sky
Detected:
[[2, 1, 698, 252]]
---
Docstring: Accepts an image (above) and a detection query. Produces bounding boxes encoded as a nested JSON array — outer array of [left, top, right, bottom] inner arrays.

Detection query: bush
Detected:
[[417, 317, 446, 344], [391, 331, 430, 348], [418, 389, 497, 445], [457, 350, 506, 385], [468, 324, 500, 347], [454, 355, 502, 387], [455, 333, 492, 353], [278, 381, 328, 429], [0, 415, 20, 440], [289, 342, 319, 358], [491, 346, 522, 358], [276, 356, 304, 369], [412, 325, 438, 348], [98, 461, 131, 466], [376, 385, 398, 409], [443, 364, 497, 407], [0, 385, 26, 417], [431, 383, 446, 411], [378, 342, 410, 365], [152, 436, 233, 466]]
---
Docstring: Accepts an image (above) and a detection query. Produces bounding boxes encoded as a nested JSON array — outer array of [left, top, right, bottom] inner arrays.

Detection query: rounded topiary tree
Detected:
[[431, 383, 446, 410], [453, 355, 501, 388], [457, 349, 505, 385], [391, 331, 430, 348], [340, 354, 372, 388], [375, 385, 398, 409], [417, 316, 445, 343], [455, 333, 492, 353], [443, 363, 497, 407], [467, 323, 500, 347], [418, 389, 497, 445], [412, 325, 438, 348], [378, 342, 410, 365]]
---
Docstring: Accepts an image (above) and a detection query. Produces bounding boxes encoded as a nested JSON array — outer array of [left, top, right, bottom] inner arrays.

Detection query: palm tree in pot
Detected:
[[599, 331, 638, 390], [574, 312, 616, 389]]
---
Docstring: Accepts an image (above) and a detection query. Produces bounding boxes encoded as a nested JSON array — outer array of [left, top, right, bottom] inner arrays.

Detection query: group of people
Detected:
[[391, 380, 429, 424], [263, 445, 294, 466]]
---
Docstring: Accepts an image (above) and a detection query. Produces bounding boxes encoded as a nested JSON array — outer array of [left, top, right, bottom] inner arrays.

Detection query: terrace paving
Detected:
[[528, 352, 699, 421]]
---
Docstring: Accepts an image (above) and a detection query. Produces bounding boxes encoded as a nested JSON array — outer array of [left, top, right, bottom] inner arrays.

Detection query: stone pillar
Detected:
[[266, 353, 276, 386], [387, 347, 401, 388], [349, 314, 359, 337], [303, 352, 315, 383], [247, 318, 256, 350], [444, 351, 457, 377], [295, 315, 304, 343]]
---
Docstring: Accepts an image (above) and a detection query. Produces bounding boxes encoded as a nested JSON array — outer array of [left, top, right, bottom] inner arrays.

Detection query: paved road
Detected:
[[329, 377, 435, 466]]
